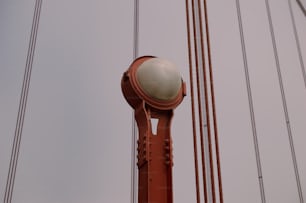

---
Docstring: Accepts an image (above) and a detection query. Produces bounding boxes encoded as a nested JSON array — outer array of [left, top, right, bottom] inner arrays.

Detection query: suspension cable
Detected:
[[202, 0, 224, 201], [130, 0, 139, 203], [296, 0, 306, 16], [196, 0, 216, 201], [191, 0, 218, 201], [4, 1, 42, 203], [288, 0, 306, 89], [185, 0, 201, 202], [133, 0, 139, 59], [191, 0, 208, 201], [235, 1, 266, 202], [264, 0, 304, 202]]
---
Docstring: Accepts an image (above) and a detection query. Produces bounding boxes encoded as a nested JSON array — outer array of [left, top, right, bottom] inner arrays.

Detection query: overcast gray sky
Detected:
[[0, 0, 306, 202]]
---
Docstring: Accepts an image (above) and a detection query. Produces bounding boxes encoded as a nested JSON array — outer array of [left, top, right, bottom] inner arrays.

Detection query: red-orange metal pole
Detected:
[[135, 104, 174, 203], [121, 56, 185, 203]]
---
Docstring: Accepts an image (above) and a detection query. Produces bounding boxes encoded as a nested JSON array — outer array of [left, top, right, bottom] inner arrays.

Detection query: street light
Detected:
[[121, 56, 186, 203]]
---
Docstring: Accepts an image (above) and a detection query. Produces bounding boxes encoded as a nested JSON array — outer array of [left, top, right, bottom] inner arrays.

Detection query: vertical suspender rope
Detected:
[[185, 0, 201, 202], [191, 0, 217, 201], [235, 1, 266, 202], [130, 1, 139, 203], [288, 0, 306, 89], [133, 0, 139, 59], [196, 0, 216, 201], [202, 0, 224, 202], [264, 0, 304, 202], [191, 0, 208, 201], [4, 1, 42, 203]]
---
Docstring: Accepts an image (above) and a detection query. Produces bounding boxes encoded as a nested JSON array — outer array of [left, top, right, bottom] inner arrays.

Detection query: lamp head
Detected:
[[121, 56, 186, 110]]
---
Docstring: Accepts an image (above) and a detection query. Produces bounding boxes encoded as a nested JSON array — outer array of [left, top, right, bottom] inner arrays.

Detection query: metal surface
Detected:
[[135, 104, 174, 203], [121, 56, 185, 203]]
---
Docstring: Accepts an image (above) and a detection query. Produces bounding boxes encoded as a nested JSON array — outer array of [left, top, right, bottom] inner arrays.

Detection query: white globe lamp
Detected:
[[121, 56, 186, 110]]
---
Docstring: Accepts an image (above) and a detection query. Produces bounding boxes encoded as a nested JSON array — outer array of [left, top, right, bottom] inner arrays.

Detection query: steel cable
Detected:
[[4, 1, 42, 203], [195, 0, 216, 201], [191, 0, 217, 201], [130, 1, 139, 203], [191, 0, 209, 201], [202, 0, 224, 201], [288, 0, 306, 89], [296, 0, 306, 16], [185, 0, 201, 202], [264, 0, 304, 202], [235, 0, 266, 202]]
